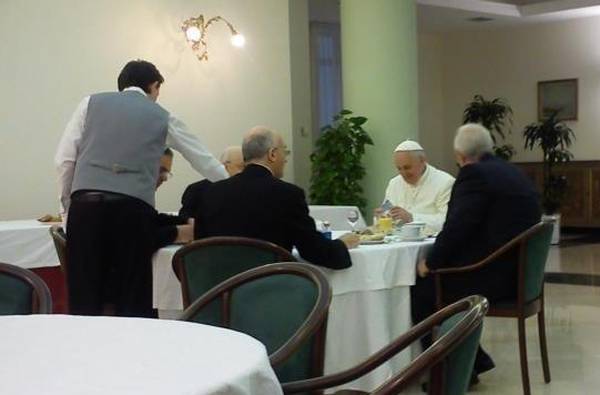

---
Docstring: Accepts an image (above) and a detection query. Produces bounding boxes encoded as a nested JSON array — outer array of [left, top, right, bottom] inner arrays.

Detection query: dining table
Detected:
[[152, 232, 434, 392], [0, 220, 59, 269], [0, 314, 283, 395]]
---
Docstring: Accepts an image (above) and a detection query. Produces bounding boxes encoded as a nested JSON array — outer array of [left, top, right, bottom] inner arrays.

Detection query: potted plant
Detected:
[[310, 109, 373, 213], [463, 95, 516, 160], [523, 111, 575, 244]]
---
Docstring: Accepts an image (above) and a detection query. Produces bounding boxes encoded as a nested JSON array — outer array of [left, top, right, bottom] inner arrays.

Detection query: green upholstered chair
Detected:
[[0, 262, 53, 314], [179, 262, 331, 384], [430, 222, 553, 395], [172, 236, 297, 308], [281, 295, 488, 395], [431, 306, 485, 395], [49, 225, 68, 275]]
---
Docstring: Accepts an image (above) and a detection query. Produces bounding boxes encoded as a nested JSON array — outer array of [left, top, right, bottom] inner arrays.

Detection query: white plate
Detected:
[[360, 239, 386, 245]]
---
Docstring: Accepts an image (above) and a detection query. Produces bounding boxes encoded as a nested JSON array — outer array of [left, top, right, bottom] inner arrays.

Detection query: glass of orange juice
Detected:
[[377, 217, 393, 233]]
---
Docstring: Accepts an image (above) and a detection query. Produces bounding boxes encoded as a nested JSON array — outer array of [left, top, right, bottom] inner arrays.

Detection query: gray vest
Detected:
[[71, 91, 169, 207]]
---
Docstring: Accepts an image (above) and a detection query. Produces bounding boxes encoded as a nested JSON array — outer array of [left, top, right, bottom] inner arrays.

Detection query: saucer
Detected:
[[401, 235, 426, 242]]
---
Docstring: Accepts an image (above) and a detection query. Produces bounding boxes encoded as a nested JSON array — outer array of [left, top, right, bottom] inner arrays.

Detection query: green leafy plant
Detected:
[[463, 95, 516, 160], [310, 109, 373, 212], [523, 112, 575, 214]]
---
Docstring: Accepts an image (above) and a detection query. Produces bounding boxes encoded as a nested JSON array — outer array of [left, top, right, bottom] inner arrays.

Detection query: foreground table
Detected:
[[0, 315, 282, 395], [152, 236, 433, 392]]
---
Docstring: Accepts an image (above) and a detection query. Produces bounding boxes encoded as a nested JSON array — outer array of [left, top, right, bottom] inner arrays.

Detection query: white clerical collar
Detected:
[[123, 86, 148, 97]]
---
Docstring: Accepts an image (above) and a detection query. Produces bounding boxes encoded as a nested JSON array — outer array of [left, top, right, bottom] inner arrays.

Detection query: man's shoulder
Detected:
[[270, 177, 305, 198], [89, 91, 118, 101], [471, 156, 518, 179], [183, 179, 212, 195]]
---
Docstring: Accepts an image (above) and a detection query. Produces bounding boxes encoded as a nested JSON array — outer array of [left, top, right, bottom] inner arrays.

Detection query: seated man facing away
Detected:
[[179, 146, 244, 219], [411, 124, 541, 382], [154, 148, 193, 248], [378, 140, 454, 234], [191, 126, 359, 269]]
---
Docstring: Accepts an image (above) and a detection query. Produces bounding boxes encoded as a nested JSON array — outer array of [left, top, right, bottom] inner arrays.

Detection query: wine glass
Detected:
[[347, 209, 360, 233]]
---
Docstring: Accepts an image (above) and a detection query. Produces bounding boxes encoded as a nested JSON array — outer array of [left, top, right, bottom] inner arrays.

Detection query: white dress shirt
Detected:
[[384, 164, 455, 234], [55, 87, 228, 214]]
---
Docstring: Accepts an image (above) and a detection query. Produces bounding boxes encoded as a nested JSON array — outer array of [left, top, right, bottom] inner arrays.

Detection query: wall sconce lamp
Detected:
[[182, 15, 245, 61]]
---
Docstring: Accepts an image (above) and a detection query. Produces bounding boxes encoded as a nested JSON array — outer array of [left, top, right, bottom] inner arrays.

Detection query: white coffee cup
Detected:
[[401, 221, 426, 239]]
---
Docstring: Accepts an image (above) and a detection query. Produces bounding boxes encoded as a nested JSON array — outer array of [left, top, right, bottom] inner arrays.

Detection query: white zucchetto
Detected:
[[394, 140, 424, 152]]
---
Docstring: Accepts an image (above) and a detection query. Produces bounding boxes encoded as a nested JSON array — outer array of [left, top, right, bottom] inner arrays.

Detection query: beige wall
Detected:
[[1, 0, 300, 219], [419, 16, 600, 173]]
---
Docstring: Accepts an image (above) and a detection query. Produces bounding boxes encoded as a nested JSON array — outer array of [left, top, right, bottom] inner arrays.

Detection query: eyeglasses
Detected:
[[274, 146, 291, 157]]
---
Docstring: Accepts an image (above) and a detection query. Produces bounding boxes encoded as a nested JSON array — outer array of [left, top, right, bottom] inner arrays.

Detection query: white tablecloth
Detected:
[[0, 220, 59, 268], [308, 205, 367, 231], [0, 315, 282, 395], [152, 236, 433, 392]]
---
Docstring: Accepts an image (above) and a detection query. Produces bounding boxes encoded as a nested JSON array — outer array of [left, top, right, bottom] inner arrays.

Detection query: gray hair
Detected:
[[454, 123, 494, 159], [242, 126, 275, 162]]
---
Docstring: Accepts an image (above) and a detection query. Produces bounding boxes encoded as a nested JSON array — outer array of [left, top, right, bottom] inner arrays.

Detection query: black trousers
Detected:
[[67, 191, 157, 318], [410, 263, 517, 349]]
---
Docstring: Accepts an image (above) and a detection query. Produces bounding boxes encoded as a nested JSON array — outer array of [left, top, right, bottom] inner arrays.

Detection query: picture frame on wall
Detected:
[[538, 78, 578, 121]]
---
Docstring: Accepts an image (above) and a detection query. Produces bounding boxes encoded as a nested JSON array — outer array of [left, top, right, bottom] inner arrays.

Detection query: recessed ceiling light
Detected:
[[467, 16, 495, 22]]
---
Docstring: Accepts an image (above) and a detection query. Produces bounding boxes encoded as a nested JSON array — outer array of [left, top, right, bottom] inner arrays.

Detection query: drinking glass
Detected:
[[347, 209, 360, 232]]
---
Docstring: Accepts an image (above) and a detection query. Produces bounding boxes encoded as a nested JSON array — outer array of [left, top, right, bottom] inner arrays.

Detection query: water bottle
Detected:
[[322, 220, 332, 240]]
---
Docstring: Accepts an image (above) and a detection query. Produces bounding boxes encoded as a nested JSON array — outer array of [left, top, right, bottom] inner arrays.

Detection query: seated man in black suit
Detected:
[[179, 146, 244, 219], [411, 123, 541, 382], [191, 126, 360, 269]]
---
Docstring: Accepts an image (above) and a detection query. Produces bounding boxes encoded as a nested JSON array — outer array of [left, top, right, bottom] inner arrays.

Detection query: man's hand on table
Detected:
[[339, 233, 360, 249], [175, 218, 194, 244], [389, 206, 413, 223], [417, 259, 430, 278]]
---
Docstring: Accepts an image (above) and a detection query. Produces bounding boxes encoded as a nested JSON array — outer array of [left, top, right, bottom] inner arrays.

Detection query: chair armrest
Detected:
[[281, 329, 419, 393], [429, 224, 537, 276], [281, 299, 470, 394]]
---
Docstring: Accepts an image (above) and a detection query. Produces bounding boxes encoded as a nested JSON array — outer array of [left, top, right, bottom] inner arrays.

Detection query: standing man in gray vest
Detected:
[[55, 60, 228, 317]]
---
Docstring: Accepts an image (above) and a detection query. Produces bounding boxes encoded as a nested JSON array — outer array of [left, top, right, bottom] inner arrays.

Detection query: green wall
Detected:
[[341, 0, 418, 218]]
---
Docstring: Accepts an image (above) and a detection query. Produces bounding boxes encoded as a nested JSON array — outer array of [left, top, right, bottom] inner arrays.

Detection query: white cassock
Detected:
[[384, 164, 455, 234]]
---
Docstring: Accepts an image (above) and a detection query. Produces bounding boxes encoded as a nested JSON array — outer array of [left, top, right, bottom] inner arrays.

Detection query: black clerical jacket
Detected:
[[428, 154, 541, 282], [191, 164, 352, 270]]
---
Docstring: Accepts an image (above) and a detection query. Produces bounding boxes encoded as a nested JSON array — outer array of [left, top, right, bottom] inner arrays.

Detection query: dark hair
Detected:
[[163, 148, 173, 157], [117, 60, 164, 93]]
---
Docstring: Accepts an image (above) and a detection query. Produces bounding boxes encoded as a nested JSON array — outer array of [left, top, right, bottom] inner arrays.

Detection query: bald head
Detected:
[[242, 126, 288, 178], [243, 126, 276, 162], [220, 146, 244, 176]]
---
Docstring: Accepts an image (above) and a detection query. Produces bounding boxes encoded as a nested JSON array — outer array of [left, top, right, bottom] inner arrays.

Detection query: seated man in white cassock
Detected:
[[380, 140, 455, 234]]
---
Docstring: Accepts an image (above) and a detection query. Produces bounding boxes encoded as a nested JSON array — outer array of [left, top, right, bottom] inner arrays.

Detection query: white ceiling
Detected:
[[309, 0, 600, 32], [419, 0, 600, 32]]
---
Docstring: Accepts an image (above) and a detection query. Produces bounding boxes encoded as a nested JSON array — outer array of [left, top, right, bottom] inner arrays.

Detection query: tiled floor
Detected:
[[472, 240, 600, 394]]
